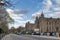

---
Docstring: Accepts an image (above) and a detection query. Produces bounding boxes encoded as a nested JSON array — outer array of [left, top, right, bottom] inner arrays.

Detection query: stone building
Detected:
[[25, 12, 60, 33], [25, 21, 34, 31], [17, 26, 26, 32]]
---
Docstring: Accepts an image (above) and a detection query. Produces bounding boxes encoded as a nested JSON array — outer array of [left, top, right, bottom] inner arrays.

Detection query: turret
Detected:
[[39, 11, 44, 19], [36, 16, 39, 20], [41, 12, 44, 17]]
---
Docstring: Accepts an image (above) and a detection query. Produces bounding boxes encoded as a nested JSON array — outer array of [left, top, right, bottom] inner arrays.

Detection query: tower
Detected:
[[41, 12, 44, 17], [36, 16, 39, 21], [35, 16, 39, 24]]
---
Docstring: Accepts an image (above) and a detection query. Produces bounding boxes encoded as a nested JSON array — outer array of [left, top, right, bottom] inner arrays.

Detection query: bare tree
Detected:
[[0, 0, 14, 33]]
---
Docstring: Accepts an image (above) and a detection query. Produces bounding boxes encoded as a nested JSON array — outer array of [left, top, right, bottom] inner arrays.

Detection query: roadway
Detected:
[[1, 34, 60, 40]]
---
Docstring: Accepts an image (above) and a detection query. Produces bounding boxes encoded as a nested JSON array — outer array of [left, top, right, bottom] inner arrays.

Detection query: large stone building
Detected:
[[25, 12, 60, 33]]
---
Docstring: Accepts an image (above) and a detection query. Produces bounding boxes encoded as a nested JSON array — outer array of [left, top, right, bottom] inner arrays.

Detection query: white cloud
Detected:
[[32, 10, 42, 18], [42, 0, 52, 12], [52, 6, 60, 11], [47, 12, 60, 18], [32, 0, 60, 18], [54, 0, 60, 4], [6, 8, 32, 29], [25, 20, 34, 23], [43, 0, 52, 6], [6, 9, 25, 28], [8, 19, 34, 28]]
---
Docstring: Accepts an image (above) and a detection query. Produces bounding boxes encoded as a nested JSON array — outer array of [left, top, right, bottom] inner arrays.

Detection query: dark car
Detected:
[[32, 32, 40, 35], [16, 32, 22, 35], [26, 30, 32, 35], [49, 32, 56, 36], [42, 32, 47, 36]]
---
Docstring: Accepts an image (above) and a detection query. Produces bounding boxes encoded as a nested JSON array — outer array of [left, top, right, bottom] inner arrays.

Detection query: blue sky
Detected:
[[6, 0, 60, 28]]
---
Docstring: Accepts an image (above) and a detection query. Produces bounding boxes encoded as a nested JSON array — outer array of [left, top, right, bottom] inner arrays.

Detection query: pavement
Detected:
[[1, 34, 60, 40]]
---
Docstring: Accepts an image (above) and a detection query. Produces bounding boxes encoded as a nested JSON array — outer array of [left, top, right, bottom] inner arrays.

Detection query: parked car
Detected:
[[16, 32, 22, 35], [26, 30, 32, 35], [49, 32, 56, 36], [42, 32, 47, 36], [32, 32, 40, 35]]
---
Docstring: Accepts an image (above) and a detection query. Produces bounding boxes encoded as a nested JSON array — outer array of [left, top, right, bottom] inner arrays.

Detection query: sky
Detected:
[[6, 0, 60, 29]]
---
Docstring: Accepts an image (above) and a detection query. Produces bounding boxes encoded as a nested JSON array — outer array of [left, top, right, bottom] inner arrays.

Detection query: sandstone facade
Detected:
[[25, 13, 60, 33]]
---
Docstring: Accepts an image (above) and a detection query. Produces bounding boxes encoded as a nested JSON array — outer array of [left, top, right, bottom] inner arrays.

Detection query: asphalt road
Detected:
[[1, 34, 60, 40]]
